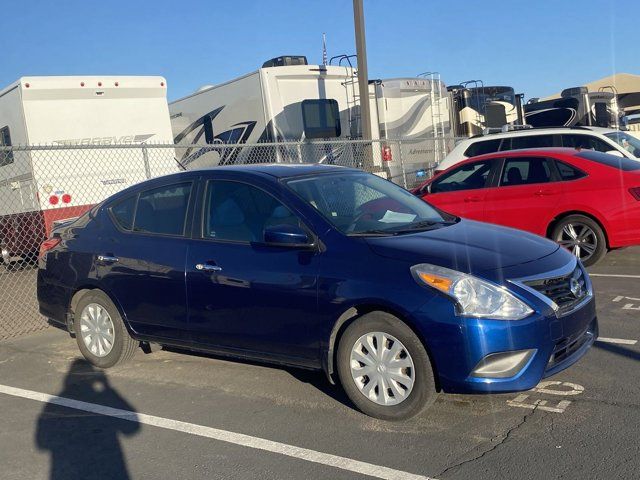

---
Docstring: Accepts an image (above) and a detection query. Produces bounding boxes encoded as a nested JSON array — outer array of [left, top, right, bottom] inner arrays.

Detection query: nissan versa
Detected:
[[37, 164, 597, 420]]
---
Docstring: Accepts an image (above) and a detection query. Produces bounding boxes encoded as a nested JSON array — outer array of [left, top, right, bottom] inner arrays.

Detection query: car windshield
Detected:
[[604, 131, 640, 158], [285, 172, 454, 235]]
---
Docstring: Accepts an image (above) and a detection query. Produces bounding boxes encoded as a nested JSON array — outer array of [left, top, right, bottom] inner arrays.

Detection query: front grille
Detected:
[[547, 320, 596, 369], [524, 265, 589, 315]]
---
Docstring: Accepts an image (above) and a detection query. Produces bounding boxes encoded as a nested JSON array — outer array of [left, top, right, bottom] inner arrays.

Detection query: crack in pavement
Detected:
[[435, 405, 539, 478]]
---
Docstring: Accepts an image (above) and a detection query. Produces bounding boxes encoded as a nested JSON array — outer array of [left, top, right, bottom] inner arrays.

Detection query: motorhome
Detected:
[[0, 76, 177, 265], [169, 56, 452, 178], [525, 86, 621, 129], [447, 84, 525, 137]]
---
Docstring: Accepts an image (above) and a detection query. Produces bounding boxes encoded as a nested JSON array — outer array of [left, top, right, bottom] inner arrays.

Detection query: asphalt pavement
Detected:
[[0, 247, 639, 480]]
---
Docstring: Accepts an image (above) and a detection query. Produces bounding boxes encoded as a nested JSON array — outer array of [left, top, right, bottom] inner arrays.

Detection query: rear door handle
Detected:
[[463, 195, 482, 203], [97, 255, 119, 264], [535, 189, 555, 196], [196, 262, 222, 272]]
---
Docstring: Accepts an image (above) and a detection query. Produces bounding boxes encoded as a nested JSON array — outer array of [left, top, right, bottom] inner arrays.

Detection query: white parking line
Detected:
[[597, 337, 638, 345], [0, 384, 433, 480], [589, 273, 640, 279]]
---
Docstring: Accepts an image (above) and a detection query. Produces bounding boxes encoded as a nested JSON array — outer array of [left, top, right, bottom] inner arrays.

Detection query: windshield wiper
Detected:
[[385, 219, 457, 233], [347, 230, 398, 237]]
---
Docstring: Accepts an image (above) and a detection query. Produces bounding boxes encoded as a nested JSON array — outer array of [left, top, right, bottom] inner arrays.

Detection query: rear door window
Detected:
[[500, 157, 553, 186], [133, 182, 193, 236], [504, 134, 560, 150], [431, 160, 494, 193]]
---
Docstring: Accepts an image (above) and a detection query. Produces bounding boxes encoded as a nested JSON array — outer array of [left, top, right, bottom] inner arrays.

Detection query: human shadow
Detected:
[[35, 359, 140, 480]]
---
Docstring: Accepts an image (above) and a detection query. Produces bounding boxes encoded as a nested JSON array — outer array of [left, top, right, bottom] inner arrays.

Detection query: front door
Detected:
[[186, 178, 322, 363], [424, 159, 497, 221]]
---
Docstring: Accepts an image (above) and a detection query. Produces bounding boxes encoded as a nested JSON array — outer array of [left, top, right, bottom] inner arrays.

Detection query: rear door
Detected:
[[482, 156, 560, 235], [424, 159, 498, 220], [97, 177, 196, 341]]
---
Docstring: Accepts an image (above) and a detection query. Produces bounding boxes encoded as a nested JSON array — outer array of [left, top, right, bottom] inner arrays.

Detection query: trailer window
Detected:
[[0, 127, 13, 167], [301, 99, 341, 139]]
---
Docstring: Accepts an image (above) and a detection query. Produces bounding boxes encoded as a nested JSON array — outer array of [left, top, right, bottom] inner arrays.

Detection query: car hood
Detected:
[[365, 219, 559, 275]]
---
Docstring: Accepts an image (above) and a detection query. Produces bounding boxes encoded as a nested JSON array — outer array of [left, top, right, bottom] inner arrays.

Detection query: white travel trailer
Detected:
[[169, 56, 452, 177], [0, 76, 177, 264]]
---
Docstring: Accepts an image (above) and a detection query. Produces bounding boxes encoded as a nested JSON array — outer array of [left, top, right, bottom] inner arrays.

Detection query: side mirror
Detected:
[[263, 224, 313, 248], [605, 149, 625, 158]]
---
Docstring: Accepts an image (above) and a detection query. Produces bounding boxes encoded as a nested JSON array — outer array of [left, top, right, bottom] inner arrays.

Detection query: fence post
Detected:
[[142, 145, 151, 179], [398, 140, 407, 189]]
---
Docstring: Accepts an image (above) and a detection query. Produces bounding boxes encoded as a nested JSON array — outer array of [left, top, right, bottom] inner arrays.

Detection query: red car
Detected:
[[413, 147, 640, 266]]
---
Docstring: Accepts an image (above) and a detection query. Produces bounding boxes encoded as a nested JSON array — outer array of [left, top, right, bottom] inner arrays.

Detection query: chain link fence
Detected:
[[0, 137, 459, 340]]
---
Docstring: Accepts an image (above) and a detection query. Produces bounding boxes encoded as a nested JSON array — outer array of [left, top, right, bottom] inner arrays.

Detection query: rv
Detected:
[[447, 83, 525, 137], [0, 76, 177, 265], [169, 56, 452, 178], [525, 86, 621, 129]]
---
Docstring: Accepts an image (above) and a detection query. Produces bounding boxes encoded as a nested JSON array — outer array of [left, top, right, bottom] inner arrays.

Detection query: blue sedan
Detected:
[[37, 164, 597, 420]]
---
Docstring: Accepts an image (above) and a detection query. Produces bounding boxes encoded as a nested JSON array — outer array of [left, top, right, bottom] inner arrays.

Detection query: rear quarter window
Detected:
[[463, 139, 501, 157], [576, 151, 640, 171], [110, 195, 137, 230], [555, 161, 587, 180]]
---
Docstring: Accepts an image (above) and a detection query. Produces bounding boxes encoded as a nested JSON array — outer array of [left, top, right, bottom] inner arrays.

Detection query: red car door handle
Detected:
[[464, 195, 482, 203], [534, 189, 555, 196]]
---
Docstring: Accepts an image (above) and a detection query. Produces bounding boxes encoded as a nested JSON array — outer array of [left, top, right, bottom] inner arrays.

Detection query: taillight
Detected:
[[39, 238, 61, 258], [382, 145, 392, 162], [61, 193, 72, 204], [630, 187, 640, 201], [49, 195, 59, 205]]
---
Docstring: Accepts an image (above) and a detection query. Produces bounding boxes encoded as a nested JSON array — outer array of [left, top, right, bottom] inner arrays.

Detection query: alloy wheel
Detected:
[[79, 303, 115, 358], [556, 222, 597, 263], [350, 331, 415, 406]]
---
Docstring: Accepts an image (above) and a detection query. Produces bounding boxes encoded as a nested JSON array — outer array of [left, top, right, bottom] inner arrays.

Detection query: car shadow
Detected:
[[162, 346, 355, 410], [594, 341, 640, 362], [35, 359, 140, 480]]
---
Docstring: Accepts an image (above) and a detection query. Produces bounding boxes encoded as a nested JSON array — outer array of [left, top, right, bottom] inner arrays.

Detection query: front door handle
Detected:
[[97, 255, 119, 264], [464, 195, 482, 203], [196, 263, 222, 272], [534, 189, 555, 196]]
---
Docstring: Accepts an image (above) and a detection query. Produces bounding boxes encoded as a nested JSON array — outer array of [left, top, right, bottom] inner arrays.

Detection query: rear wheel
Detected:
[[73, 290, 138, 368], [336, 312, 437, 421], [551, 215, 606, 267]]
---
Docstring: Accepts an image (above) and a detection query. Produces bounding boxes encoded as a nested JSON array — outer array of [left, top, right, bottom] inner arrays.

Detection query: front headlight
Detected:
[[411, 263, 533, 320]]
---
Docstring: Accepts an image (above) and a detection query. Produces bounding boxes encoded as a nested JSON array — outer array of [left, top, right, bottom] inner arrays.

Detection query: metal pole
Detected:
[[353, 0, 372, 141]]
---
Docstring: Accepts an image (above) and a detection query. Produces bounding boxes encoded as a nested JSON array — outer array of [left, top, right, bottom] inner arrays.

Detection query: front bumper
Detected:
[[413, 285, 597, 394]]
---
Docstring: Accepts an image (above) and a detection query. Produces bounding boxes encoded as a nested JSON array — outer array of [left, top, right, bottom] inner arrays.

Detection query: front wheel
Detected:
[[551, 215, 606, 267], [73, 290, 138, 368], [336, 312, 437, 421]]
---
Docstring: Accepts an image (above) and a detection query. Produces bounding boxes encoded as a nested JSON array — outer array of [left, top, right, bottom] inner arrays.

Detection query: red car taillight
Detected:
[[629, 187, 640, 201], [39, 238, 61, 258]]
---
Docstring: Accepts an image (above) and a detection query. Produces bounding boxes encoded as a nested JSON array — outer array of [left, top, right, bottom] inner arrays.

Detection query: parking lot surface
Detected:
[[1, 247, 639, 480]]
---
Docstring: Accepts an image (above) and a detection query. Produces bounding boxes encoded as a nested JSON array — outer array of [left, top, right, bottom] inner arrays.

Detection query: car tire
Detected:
[[73, 290, 138, 368], [336, 311, 437, 421], [551, 215, 606, 267]]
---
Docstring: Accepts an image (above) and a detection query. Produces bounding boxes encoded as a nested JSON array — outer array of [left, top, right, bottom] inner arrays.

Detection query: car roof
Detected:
[[457, 126, 618, 144], [191, 163, 358, 179]]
